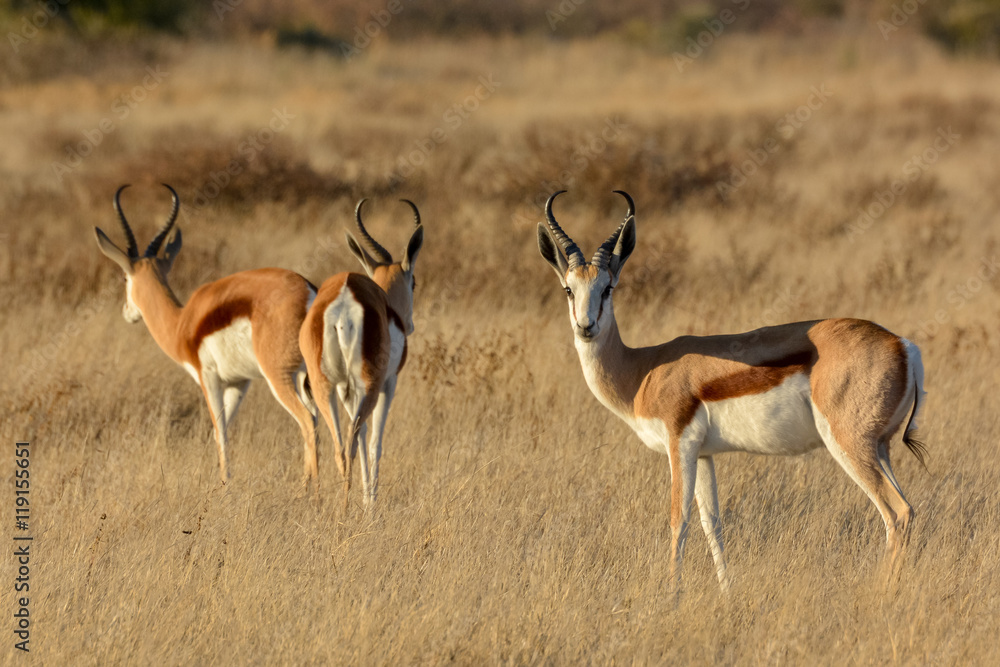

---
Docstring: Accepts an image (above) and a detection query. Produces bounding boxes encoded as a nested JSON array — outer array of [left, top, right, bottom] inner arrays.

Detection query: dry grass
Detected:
[[3, 26, 1000, 664]]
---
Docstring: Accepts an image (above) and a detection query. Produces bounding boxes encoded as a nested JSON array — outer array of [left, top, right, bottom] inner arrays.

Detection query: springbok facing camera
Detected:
[[536, 190, 928, 592], [95, 184, 319, 485], [300, 199, 423, 508]]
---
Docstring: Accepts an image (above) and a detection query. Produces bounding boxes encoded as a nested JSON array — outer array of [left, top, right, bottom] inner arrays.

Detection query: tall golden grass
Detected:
[[3, 26, 1000, 664]]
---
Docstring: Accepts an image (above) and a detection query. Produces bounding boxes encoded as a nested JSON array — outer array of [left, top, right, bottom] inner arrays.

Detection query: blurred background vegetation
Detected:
[[2, 0, 999, 55]]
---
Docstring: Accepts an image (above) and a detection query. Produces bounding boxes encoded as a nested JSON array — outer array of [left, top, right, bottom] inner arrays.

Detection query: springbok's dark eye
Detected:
[[564, 287, 573, 299], [602, 284, 613, 300]]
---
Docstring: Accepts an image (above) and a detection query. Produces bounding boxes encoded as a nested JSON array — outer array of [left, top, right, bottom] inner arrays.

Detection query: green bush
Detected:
[[924, 0, 1000, 54], [69, 0, 200, 33]]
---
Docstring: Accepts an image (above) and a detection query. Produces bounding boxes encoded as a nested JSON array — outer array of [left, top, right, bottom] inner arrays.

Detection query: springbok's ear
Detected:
[[345, 231, 377, 277], [537, 224, 568, 285], [94, 227, 134, 275], [401, 225, 423, 272], [159, 227, 183, 274], [608, 216, 636, 281]]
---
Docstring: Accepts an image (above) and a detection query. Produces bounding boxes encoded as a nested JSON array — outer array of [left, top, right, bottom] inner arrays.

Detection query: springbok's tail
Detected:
[[901, 338, 929, 470]]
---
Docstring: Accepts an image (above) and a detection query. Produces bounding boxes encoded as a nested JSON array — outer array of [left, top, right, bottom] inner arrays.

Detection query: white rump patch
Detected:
[[899, 337, 926, 433], [322, 285, 366, 389]]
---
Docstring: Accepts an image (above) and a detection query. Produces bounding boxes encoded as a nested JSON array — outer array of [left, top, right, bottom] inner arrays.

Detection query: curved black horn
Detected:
[[592, 191, 634, 269], [113, 184, 139, 259], [354, 198, 392, 263], [144, 184, 181, 258], [613, 190, 635, 220], [399, 199, 421, 228], [544, 191, 585, 270]]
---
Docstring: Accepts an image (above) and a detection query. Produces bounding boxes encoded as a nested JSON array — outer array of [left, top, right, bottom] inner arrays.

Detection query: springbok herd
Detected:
[[95, 184, 928, 591]]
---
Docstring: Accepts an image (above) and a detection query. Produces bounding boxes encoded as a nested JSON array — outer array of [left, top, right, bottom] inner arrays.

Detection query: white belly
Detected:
[[199, 318, 262, 383], [699, 373, 823, 456], [631, 417, 671, 455]]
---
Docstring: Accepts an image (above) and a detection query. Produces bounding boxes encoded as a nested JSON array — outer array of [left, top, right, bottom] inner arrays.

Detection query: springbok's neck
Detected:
[[374, 272, 411, 336], [574, 317, 646, 420], [134, 274, 185, 363]]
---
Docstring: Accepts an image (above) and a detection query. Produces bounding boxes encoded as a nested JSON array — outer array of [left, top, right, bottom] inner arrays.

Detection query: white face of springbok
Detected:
[[94, 184, 183, 324], [537, 190, 636, 343], [344, 198, 424, 335]]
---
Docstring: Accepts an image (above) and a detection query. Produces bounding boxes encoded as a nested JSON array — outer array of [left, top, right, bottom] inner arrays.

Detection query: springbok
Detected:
[[536, 190, 927, 592], [95, 184, 319, 486], [300, 198, 423, 508]]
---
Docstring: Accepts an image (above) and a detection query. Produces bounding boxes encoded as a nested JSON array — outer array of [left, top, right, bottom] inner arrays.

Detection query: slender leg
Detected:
[[265, 374, 319, 487], [875, 440, 915, 569], [877, 440, 913, 536], [695, 456, 729, 592], [356, 419, 371, 507], [200, 371, 230, 484], [296, 368, 316, 418], [309, 372, 349, 504], [668, 432, 700, 593], [815, 413, 913, 577], [341, 390, 369, 510], [341, 388, 377, 511], [365, 375, 397, 507], [313, 375, 344, 479], [328, 395, 343, 471], [223, 380, 251, 425], [335, 382, 353, 505]]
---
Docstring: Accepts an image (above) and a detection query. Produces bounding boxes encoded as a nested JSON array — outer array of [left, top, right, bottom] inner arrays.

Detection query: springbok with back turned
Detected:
[[95, 184, 319, 486], [536, 190, 928, 592], [300, 199, 423, 508]]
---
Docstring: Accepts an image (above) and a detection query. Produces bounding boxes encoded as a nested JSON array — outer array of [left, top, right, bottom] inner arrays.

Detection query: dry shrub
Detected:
[[201, 0, 847, 41], [314, 116, 738, 217], [108, 128, 348, 208], [0, 28, 178, 87], [844, 172, 946, 214], [499, 118, 741, 211]]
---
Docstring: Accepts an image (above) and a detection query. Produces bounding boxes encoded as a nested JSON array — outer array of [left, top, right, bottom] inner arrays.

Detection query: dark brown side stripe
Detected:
[[659, 351, 816, 438], [699, 351, 815, 402]]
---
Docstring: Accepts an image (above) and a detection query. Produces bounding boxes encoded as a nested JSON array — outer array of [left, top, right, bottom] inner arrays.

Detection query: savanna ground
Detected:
[[3, 6, 1000, 665]]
